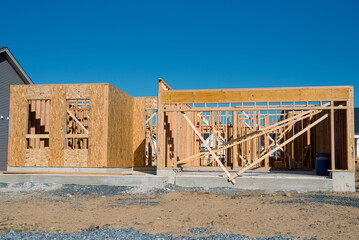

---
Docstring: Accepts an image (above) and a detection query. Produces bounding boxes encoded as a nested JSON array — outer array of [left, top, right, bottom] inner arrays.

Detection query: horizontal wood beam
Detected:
[[163, 106, 348, 112], [65, 134, 89, 138], [161, 87, 351, 103], [26, 134, 49, 138]]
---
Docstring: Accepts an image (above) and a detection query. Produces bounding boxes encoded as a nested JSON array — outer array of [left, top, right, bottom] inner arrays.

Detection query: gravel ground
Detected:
[[0, 228, 298, 240]]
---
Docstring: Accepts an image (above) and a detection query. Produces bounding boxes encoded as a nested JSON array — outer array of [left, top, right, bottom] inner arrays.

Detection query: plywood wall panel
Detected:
[[66, 84, 91, 99], [7, 86, 27, 166], [88, 84, 108, 167], [107, 85, 133, 167], [64, 149, 88, 167], [145, 97, 157, 109], [48, 85, 66, 167], [27, 85, 51, 99], [25, 149, 49, 167], [133, 97, 145, 167]]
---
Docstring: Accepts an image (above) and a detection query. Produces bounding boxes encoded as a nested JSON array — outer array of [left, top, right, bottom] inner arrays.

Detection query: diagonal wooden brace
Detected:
[[181, 112, 235, 184], [229, 113, 329, 181], [67, 110, 89, 134], [145, 111, 158, 124], [177, 107, 324, 166]]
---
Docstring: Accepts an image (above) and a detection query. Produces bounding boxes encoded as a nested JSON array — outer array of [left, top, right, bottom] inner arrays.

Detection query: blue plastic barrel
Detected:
[[316, 153, 331, 176]]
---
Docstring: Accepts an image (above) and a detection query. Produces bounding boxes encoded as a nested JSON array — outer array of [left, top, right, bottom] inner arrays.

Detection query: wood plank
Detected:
[[26, 134, 50, 138], [40, 100, 45, 126], [233, 111, 238, 167], [264, 115, 269, 167], [330, 106, 335, 170], [65, 134, 89, 138], [157, 79, 171, 168], [347, 87, 355, 170], [35, 100, 41, 119], [161, 87, 351, 103], [45, 100, 50, 132]]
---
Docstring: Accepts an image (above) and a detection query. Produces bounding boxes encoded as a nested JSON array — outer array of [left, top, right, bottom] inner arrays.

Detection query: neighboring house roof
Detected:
[[0, 47, 33, 84], [355, 108, 359, 135]]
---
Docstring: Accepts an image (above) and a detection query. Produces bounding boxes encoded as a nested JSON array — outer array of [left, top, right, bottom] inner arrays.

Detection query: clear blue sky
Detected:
[[2, 1, 359, 106]]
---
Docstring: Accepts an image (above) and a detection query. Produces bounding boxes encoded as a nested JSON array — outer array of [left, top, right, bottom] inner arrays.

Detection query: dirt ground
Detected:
[[0, 175, 358, 240]]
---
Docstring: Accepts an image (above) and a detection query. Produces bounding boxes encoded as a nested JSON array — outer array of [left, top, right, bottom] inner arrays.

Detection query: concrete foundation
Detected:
[[156, 168, 180, 184], [332, 171, 356, 192], [175, 169, 333, 192], [7, 167, 156, 174], [0, 168, 355, 192], [0, 173, 167, 187]]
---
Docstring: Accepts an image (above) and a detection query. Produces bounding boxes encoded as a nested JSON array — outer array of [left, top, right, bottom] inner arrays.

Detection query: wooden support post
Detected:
[[229, 113, 329, 181], [264, 115, 269, 167], [181, 111, 235, 183], [157, 80, 165, 167], [330, 103, 335, 170], [347, 87, 355, 170], [174, 110, 178, 168], [233, 111, 238, 167]]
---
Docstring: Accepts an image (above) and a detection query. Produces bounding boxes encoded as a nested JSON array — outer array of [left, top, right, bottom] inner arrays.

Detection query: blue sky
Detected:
[[2, 1, 359, 106]]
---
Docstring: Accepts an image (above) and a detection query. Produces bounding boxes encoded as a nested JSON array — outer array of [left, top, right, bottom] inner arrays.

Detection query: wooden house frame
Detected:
[[157, 79, 354, 182], [8, 84, 148, 168], [7, 81, 355, 181]]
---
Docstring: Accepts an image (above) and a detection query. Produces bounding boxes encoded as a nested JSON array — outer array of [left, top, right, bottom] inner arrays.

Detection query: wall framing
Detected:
[[157, 79, 355, 172], [7, 81, 355, 174]]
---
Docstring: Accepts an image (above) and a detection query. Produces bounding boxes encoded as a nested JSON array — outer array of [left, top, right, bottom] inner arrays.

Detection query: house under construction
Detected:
[[6, 79, 355, 191]]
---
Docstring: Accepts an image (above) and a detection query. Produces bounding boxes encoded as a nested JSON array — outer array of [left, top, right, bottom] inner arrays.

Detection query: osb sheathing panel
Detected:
[[88, 84, 108, 167], [64, 149, 88, 167], [107, 85, 134, 167], [161, 87, 351, 103], [48, 85, 66, 167], [66, 84, 91, 99], [145, 97, 157, 109], [133, 97, 145, 167], [27, 85, 51, 99], [7, 86, 27, 167], [25, 149, 49, 167]]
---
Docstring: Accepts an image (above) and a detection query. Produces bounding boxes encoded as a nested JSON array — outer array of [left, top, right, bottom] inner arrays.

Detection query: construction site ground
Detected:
[[0, 170, 357, 239]]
